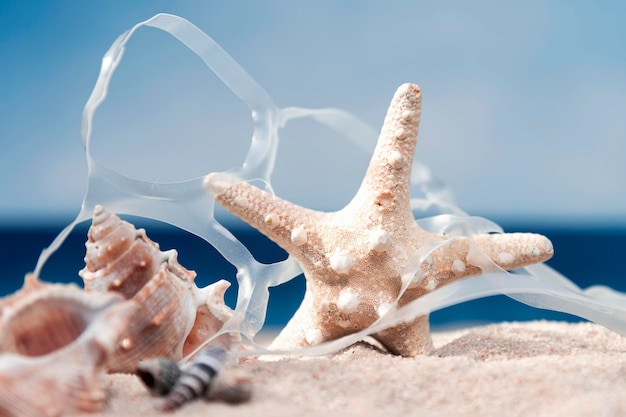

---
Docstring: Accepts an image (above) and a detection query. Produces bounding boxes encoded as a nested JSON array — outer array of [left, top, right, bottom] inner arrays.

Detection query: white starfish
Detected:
[[204, 84, 553, 356]]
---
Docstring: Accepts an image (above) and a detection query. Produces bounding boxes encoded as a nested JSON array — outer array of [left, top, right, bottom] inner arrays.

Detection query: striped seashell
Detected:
[[136, 351, 253, 409], [0, 274, 136, 417], [79, 205, 239, 373], [162, 346, 227, 411]]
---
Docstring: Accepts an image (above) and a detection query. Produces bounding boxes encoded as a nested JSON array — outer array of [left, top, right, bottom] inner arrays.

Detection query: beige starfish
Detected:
[[204, 83, 553, 356]]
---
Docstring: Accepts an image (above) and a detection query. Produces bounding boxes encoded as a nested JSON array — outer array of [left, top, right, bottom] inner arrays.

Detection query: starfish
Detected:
[[204, 84, 553, 356]]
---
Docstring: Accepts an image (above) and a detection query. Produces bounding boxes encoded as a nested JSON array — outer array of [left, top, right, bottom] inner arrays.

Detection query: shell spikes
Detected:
[[0, 274, 137, 417], [79, 205, 239, 373]]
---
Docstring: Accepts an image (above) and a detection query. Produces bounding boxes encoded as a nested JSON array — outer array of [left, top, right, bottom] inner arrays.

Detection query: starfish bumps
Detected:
[[204, 84, 553, 356]]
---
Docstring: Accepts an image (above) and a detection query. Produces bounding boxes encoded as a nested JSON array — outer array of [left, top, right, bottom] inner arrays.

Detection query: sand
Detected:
[[71, 321, 626, 417]]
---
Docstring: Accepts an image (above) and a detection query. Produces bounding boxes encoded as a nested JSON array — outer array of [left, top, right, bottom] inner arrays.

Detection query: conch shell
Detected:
[[79, 205, 238, 373], [0, 274, 136, 417]]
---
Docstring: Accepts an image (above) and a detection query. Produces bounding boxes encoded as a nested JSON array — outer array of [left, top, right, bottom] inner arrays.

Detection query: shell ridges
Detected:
[[79, 207, 238, 373]]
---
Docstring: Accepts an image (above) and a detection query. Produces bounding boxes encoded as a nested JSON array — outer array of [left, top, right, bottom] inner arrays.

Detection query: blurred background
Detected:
[[1, 1, 624, 329]]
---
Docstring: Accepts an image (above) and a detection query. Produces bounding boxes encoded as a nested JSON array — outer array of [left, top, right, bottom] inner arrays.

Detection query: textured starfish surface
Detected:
[[204, 84, 554, 356]]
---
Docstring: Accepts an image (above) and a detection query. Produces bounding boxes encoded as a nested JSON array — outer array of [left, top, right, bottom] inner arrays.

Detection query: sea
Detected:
[[1, 221, 624, 330]]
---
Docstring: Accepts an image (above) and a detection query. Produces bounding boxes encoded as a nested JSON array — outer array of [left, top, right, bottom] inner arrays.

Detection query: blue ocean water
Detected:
[[1, 222, 624, 328]]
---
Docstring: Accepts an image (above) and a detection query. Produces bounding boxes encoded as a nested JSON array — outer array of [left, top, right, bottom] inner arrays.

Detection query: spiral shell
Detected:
[[79, 205, 238, 373], [162, 346, 226, 411], [136, 348, 252, 410], [0, 274, 136, 417]]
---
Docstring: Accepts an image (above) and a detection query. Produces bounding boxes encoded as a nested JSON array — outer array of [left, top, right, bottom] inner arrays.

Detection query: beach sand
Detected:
[[71, 321, 626, 417]]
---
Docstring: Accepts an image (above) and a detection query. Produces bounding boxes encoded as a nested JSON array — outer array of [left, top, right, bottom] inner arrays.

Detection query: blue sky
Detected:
[[1, 1, 625, 226]]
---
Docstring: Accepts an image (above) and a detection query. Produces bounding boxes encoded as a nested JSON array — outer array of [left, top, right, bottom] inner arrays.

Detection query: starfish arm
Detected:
[[412, 232, 554, 291], [473, 232, 554, 270], [378, 232, 553, 356], [347, 84, 422, 224], [204, 173, 326, 269]]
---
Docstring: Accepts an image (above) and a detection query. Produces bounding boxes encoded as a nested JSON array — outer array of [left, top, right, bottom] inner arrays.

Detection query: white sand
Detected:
[[71, 321, 626, 417]]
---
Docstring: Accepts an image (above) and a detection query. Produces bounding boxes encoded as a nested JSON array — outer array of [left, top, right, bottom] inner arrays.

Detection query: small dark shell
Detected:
[[136, 358, 181, 396], [162, 346, 227, 411]]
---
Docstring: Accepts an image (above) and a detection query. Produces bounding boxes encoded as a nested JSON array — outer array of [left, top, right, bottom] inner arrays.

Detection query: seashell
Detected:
[[162, 346, 227, 411], [79, 205, 239, 373], [0, 274, 136, 416], [136, 349, 253, 409], [0, 273, 48, 329]]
